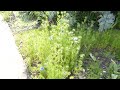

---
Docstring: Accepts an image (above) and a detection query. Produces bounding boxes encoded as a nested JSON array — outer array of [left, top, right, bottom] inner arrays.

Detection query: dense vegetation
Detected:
[[1, 11, 120, 79]]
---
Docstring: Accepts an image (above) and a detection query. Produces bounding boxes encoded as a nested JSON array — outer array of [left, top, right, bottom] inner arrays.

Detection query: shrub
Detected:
[[19, 11, 45, 21], [16, 18, 84, 79], [0, 11, 13, 22], [98, 11, 115, 31]]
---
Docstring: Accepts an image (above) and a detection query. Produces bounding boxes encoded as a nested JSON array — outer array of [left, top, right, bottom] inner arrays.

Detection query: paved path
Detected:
[[0, 15, 28, 79]]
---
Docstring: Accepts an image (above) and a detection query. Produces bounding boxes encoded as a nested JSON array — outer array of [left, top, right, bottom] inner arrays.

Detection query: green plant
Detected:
[[66, 11, 99, 29], [107, 59, 120, 79], [14, 11, 120, 79], [89, 53, 97, 61], [85, 53, 102, 79], [86, 60, 102, 79], [15, 17, 84, 79], [98, 11, 115, 31], [19, 11, 46, 22], [113, 11, 120, 29], [0, 11, 13, 22]]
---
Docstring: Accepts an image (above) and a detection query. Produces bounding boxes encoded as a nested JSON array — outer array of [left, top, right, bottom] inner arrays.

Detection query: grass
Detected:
[[77, 29, 120, 79], [78, 29, 120, 53]]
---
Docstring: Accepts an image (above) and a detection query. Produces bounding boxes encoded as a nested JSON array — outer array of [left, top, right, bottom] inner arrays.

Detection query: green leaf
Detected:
[[111, 74, 118, 79], [89, 53, 96, 61]]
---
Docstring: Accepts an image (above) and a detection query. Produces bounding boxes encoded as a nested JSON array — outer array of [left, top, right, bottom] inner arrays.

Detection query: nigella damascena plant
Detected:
[[49, 35, 53, 40], [40, 67, 44, 71], [73, 37, 78, 41], [72, 37, 79, 43]]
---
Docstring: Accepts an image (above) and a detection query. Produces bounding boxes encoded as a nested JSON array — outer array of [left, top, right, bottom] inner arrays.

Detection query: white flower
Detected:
[[49, 36, 53, 40], [103, 70, 106, 73], [82, 69, 85, 72], [69, 31, 73, 34], [73, 37, 78, 41], [72, 29, 75, 31]]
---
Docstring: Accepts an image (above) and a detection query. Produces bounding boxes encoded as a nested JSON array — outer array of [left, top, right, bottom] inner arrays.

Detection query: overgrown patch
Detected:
[[14, 18, 84, 79], [13, 11, 120, 79]]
